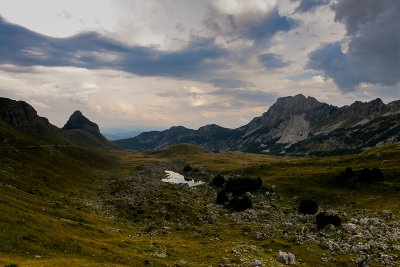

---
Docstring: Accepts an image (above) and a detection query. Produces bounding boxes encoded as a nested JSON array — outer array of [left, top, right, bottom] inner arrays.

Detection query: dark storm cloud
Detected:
[[208, 79, 250, 89], [204, 7, 297, 45], [292, 0, 330, 13], [258, 53, 290, 69], [0, 16, 227, 78], [307, 0, 400, 92], [238, 9, 296, 43], [307, 42, 360, 90]]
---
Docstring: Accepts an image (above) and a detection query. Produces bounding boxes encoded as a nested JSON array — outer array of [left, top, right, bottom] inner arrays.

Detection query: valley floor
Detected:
[[1, 144, 400, 266]]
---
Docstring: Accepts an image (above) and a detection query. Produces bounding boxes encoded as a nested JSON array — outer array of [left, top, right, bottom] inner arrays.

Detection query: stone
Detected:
[[277, 251, 296, 265]]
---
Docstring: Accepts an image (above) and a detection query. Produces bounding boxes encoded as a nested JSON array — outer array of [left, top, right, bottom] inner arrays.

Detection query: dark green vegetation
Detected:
[[212, 174, 225, 188], [228, 195, 253, 212], [225, 177, 262, 197], [298, 200, 318, 215], [1, 97, 400, 266], [316, 213, 342, 230], [335, 166, 385, 186]]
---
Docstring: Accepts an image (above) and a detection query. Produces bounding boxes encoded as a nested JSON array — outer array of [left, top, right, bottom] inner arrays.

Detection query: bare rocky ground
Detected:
[[83, 161, 400, 266]]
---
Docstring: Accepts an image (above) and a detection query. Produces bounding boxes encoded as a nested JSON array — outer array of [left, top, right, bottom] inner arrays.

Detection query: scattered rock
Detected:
[[153, 252, 167, 258], [254, 232, 267, 241], [251, 259, 262, 266], [277, 251, 296, 265], [106, 227, 120, 232]]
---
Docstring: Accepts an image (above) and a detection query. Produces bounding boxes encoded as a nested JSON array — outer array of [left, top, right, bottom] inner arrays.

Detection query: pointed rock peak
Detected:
[[62, 110, 100, 133], [71, 110, 83, 116]]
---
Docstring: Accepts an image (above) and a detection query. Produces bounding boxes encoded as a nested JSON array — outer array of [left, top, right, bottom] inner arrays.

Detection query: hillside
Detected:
[[1, 140, 400, 266], [1, 96, 400, 266], [114, 95, 400, 156], [0, 97, 116, 149]]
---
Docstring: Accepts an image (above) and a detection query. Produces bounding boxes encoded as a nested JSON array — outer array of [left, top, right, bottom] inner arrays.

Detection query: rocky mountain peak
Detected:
[[62, 110, 100, 134], [268, 94, 326, 117], [198, 124, 224, 133], [342, 98, 386, 120], [0, 97, 52, 130]]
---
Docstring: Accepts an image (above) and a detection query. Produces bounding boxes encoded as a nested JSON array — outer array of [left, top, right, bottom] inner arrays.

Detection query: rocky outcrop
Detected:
[[0, 98, 115, 149], [113, 94, 400, 156], [0, 97, 54, 131], [62, 111, 100, 134]]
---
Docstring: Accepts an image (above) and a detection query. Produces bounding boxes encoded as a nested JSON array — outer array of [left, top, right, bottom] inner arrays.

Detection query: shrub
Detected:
[[334, 167, 354, 185], [225, 177, 262, 196], [357, 168, 384, 184], [213, 174, 225, 187], [316, 212, 341, 229], [216, 190, 229, 204], [229, 195, 252, 212], [183, 165, 192, 172], [298, 200, 318, 215], [256, 177, 263, 189], [335, 167, 384, 185], [344, 166, 353, 178]]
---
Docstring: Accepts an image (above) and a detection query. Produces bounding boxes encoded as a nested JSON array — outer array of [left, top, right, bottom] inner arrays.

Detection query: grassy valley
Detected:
[[1, 141, 399, 266]]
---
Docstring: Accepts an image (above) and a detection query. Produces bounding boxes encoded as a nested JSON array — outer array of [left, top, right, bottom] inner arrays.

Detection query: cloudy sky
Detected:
[[0, 0, 399, 132]]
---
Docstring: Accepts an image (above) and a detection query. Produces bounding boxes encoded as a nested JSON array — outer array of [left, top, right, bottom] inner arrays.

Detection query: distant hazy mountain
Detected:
[[102, 131, 143, 141], [0, 97, 115, 149], [113, 94, 400, 156]]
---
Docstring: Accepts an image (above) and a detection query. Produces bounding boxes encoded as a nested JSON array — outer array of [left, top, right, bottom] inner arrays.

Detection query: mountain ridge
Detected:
[[0, 97, 115, 149], [114, 94, 400, 156]]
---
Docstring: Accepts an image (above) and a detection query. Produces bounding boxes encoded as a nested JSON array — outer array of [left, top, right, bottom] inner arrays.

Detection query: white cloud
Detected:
[[0, 0, 117, 37]]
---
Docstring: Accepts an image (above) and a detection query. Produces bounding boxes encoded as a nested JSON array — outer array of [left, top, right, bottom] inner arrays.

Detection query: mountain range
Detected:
[[114, 94, 400, 156]]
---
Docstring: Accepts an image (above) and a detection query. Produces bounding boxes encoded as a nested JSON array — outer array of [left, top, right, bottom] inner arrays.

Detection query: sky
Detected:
[[0, 0, 399, 132]]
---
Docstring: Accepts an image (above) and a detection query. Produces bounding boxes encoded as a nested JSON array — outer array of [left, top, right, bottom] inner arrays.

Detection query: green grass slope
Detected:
[[0, 141, 399, 266]]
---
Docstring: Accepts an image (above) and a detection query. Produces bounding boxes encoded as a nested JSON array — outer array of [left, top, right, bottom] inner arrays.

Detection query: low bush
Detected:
[[298, 200, 318, 215], [357, 168, 384, 184], [216, 190, 229, 204], [334, 167, 354, 185], [212, 174, 225, 188], [183, 165, 192, 172], [316, 212, 341, 229], [229, 195, 252, 212], [225, 177, 262, 196], [335, 167, 384, 185]]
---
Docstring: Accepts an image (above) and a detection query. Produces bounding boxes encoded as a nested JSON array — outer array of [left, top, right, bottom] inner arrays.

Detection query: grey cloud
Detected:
[[204, 6, 297, 45], [307, 42, 360, 91], [0, 16, 228, 79], [292, 0, 330, 13], [238, 9, 297, 43], [332, 0, 391, 35], [209, 88, 277, 104], [258, 53, 290, 69], [307, 0, 400, 92], [208, 79, 250, 89]]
